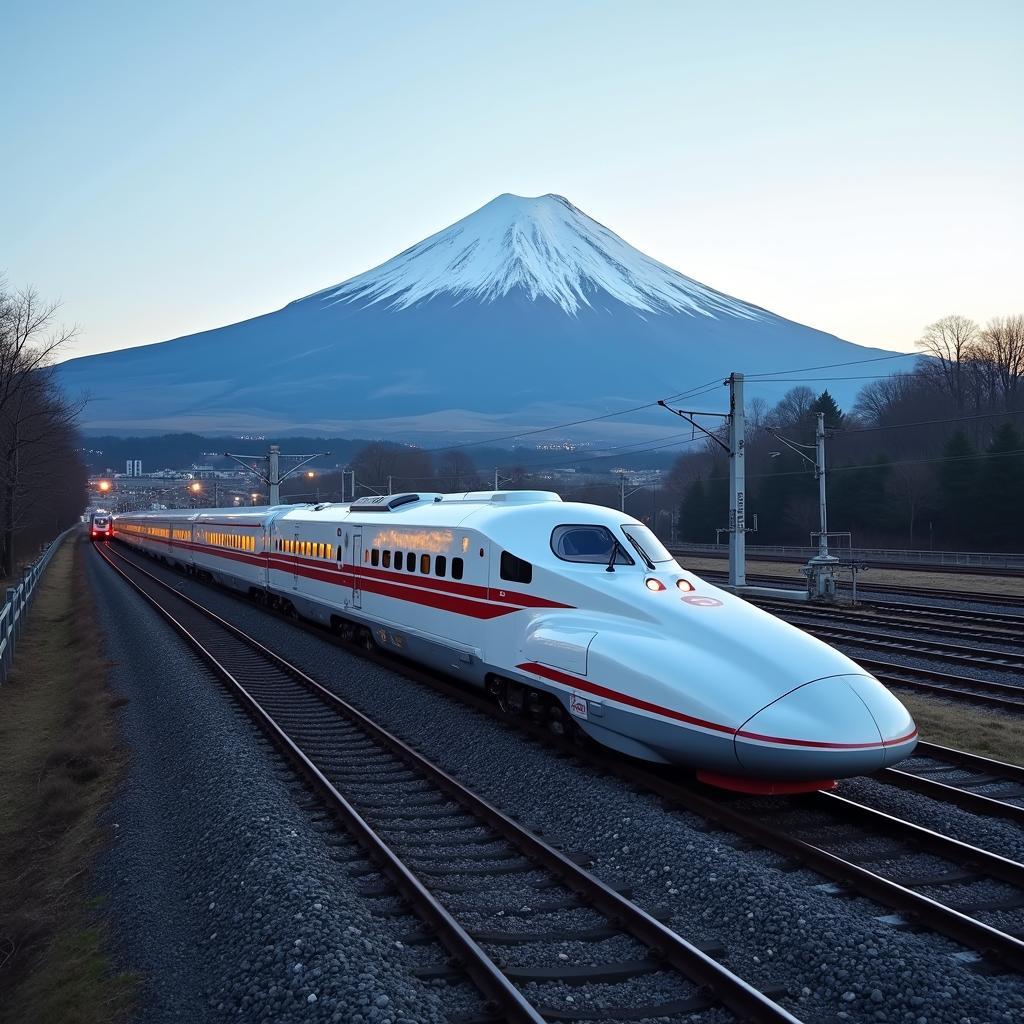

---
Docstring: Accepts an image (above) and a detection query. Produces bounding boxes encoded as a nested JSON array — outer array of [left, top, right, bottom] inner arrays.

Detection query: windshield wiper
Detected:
[[624, 534, 656, 570], [605, 541, 620, 572]]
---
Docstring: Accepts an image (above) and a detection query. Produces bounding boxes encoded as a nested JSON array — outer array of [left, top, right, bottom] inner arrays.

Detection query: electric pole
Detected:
[[727, 372, 746, 587], [223, 444, 329, 506], [659, 372, 748, 587], [770, 410, 836, 598]]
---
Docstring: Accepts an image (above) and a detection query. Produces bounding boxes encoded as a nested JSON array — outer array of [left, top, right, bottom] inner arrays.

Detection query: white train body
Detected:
[[112, 491, 917, 790]]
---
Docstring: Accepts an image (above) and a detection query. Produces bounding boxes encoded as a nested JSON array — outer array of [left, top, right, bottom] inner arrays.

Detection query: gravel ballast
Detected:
[[104, 546, 1024, 1024], [86, 549, 477, 1024]]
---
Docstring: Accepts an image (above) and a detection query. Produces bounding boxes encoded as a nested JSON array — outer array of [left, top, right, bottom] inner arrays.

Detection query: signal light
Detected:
[[645, 578, 666, 592], [676, 579, 694, 592]]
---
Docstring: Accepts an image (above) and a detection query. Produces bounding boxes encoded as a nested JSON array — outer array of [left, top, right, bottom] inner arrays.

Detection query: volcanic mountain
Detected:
[[58, 194, 895, 439]]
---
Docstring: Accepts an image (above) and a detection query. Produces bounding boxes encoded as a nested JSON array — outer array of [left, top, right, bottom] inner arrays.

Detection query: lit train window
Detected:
[[500, 551, 533, 585], [406, 552, 415, 572], [371, 549, 379, 567], [362, 548, 368, 563], [420, 554, 430, 574], [452, 557, 464, 580], [435, 555, 446, 577], [382, 550, 391, 568]]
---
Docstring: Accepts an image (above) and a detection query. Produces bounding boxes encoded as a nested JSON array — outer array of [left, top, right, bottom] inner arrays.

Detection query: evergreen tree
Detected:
[[979, 424, 1024, 548], [679, 477, 709, 542], [810, 390, 844, 429], [936, 430, 979, 545]]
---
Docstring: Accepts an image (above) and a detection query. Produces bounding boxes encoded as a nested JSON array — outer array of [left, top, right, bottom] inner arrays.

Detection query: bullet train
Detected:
[[111, 491, 917, 792], [90, 509, 112, 540]]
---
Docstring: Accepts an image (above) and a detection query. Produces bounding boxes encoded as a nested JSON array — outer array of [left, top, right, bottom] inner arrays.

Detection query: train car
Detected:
[[89, 509, 113, 540], [112, 491, 918, 792]]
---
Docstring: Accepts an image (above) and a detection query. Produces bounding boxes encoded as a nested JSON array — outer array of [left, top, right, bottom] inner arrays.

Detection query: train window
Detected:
[[452, 557, 464, 580], [382, 550, 391, 568], [362, 548, 368, 563], [551, 525, 634, 566], [420, 553, 430, 574], [435, 555, 446, 577], [371, 549, 379, 567], [406, 552, 415, 572], [500, 551, 533, 585], [394, 550, 402, 569]]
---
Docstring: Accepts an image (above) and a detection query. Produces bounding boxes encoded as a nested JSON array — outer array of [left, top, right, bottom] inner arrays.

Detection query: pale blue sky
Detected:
[[3, 0, 1021, 359]]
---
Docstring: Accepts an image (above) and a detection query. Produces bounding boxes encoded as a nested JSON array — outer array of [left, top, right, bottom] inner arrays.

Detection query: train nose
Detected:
[[734, 674, 918, 779]]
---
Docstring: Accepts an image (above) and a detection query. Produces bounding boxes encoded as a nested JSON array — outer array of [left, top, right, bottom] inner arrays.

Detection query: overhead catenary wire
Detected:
[[743, 351, 919, 378], [423, 377, 727, 454]]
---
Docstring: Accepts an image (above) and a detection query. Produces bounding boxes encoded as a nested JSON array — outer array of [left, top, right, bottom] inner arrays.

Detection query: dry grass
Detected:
[[684, 556, 1024, 598], [0, 538, 134, 1024], [898, 693, 1024, 765]]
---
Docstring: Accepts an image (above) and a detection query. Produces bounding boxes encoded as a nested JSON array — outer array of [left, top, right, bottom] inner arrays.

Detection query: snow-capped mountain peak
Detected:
[[308, 193, 766, 320]]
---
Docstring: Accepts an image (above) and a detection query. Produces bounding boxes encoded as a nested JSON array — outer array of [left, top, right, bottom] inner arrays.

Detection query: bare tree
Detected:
[[915, 314, 979, 412], [852, 372, 917, 423], [977, 315, 1024, 409], [0, 282, 84, 575], [436, 449, 480, 491], [770, 386, 816, 428], [349, 441, 433, 494]]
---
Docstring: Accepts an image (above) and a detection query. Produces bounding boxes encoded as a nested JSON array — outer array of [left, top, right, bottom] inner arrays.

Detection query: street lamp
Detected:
[[98, 480, 111, 494], [190, 481, 202, 507], [251, 492, 260, 506]]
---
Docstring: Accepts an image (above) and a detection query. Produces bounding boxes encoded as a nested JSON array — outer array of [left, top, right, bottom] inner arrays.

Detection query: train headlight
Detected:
[[676, 579, 694, 592], [645, 578, 666, 592]]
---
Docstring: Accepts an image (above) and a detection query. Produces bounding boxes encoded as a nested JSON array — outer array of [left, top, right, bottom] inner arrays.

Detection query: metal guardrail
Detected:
[[0, 525, 77, 684], [670, 541, 1024, 570]]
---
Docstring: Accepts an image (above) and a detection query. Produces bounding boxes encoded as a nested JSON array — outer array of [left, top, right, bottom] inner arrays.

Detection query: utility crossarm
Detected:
[[223, 446, 330, 505], [657, 400, 731, 454]]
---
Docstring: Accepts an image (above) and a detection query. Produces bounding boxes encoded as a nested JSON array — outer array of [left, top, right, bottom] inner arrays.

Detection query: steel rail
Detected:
[[95, 545, 546, 1024], [101, 541, 1024, 974], [878, 742, 1024, 826], [752, 598, 1024, 646], [603, 764, 1024, 974], [699, 569, 1024, 608], [851, 657, 1024, 713], [96, 542, 802, 1024]]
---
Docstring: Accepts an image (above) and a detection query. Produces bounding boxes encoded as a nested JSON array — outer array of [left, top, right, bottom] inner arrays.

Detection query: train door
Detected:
[[351, 527, 362, 609], [292, 530, 300, 590]]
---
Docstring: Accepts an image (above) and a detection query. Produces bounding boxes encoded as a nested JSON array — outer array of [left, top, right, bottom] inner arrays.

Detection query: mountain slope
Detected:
[[57, 194, 896, 439]]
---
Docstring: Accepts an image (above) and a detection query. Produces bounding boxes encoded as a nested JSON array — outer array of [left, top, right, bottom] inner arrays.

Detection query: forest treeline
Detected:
[[674, 314, 1024, 551], [0, 280, 86, 576]]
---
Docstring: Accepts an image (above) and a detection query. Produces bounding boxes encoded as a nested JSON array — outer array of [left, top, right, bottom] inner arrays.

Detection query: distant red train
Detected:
[[90, 510, 112, 540]]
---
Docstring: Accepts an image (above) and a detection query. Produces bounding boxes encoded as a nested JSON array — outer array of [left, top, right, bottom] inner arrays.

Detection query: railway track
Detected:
[[853, 657, 1024, 713], [671, 550, 1024, 578], [877, 742, 1024, 826], [753, 597, 1024, 647], [699, 570, 1024, 608], [95, 542, 799, 1024], [771, 616, 1024, 674]]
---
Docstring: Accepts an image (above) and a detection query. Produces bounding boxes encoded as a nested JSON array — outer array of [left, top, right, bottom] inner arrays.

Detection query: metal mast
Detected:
[[223, 444, 329, 506], [659, 372, 747, 587]]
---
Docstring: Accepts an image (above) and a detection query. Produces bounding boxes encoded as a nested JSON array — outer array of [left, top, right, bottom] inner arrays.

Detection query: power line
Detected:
[[424, 377, 727, 453], [832, 408, 1024, 436], [744, 351, 918, 378], [740, 374, 902, 383]]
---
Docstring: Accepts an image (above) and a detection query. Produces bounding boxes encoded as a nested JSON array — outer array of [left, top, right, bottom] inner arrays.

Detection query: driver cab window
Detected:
[[550, 525, 634, 565]]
